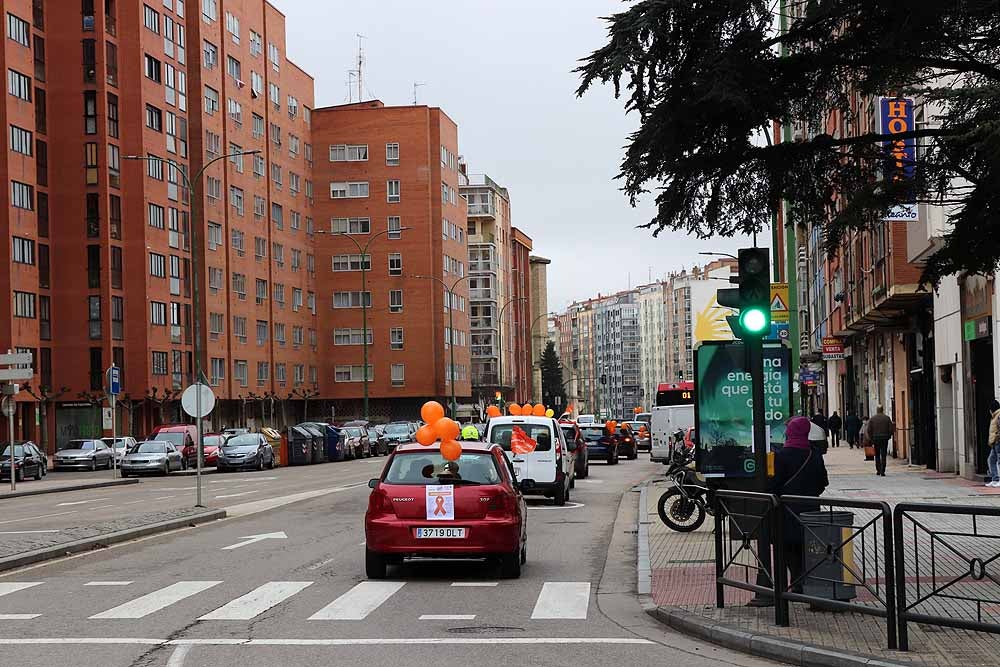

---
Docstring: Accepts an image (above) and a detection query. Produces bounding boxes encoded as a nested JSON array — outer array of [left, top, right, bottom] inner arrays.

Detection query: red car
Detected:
[[188, 433, 225, 467], [365, 441, 528, 579]]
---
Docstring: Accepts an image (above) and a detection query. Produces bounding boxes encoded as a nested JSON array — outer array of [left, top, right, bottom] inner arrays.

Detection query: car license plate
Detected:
[[414, 527, 466, 539]]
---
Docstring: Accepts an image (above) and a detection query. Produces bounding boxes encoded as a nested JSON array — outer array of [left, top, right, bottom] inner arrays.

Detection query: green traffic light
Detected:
[[739, 307, 769, 334]]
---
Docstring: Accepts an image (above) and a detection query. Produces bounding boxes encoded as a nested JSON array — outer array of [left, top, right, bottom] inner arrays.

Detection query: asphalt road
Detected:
[[0, 454, 775, 667]]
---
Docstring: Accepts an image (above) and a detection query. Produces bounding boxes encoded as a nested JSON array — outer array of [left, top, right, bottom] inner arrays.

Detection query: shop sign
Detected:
[[881, 97, 918, 222], [822, 337, 846, 360]]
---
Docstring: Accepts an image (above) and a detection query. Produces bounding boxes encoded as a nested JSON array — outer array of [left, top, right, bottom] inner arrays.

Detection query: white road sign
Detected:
[[181, 383, 216, 418]]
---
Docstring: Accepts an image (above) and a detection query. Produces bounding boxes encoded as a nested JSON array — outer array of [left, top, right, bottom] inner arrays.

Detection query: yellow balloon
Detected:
[[545, 409, 555, 418]]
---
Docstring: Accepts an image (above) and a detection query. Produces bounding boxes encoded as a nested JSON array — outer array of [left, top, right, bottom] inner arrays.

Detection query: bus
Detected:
[[655, 381, 695, 407]]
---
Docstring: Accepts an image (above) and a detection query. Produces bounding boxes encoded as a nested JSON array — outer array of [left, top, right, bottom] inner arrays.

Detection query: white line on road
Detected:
[[0, 637, 654, 646], [119, 500, 147, 506], [0, 614, 40, 619], [154, 495, 176, 500], [223, 483, 369, 518], [306, 557, 339, 571], [199, 582, 313, 621], [221, 532, 287, 550], [89, 581, 223, 619], [308, 581, 405, 620], [56, 498, 109, 507], [0, 511, 76, 526], [450, 582, 499, 587], [213, 490, 260, 499], [84, 581, 133, 586], [531, 582, 591, 619], [0, 530, 60, 534], [419, 614, 476, 620], [0, 582, 43, 597], [166, 644, 192, 667]]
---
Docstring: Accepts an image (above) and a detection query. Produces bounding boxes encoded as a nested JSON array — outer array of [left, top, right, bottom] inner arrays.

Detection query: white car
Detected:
[[485, 416, 576, 505], [101, 436, 138, 464]]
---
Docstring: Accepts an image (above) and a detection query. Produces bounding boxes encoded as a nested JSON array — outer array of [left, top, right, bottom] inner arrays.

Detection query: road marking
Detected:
[[306, 557, 339, 571], [531, 582, 591, 619], [154, 495, 176, 500], [0, 530, 60, 534], [0, 637, 654, 646], [84, 581, 133, 586], [0, 511, 76, 526], [119, 500, 147, 506], [90, 581, 223, 619], [308, 581, 405, 620], [0, 614, 40, 619], [528, 502, 585, 510], [0, 582, 42, 597], [221, 531, 287, 550], [214, 490, 260, 499], [223, 483, 370, 518], [450, 582, 498, 587], [56, 498, 109, 507], [419, 614, 476, 620], [199, 582, 313, 621], [166, 644, 192, 667], [576, 479, 605, 484], [359, 541, 366, 546]]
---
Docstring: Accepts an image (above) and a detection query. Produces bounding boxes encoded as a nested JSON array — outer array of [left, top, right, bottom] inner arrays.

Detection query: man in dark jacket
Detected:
[[844, 410, 862, 449], [828, 411, 843, 448], [866, 406, 895, 476], [769, 416, 829, 593], [811, 412, 828, 434]]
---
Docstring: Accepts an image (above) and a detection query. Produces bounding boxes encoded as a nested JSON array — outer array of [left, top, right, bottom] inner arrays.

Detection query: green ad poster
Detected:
[[695, 342, 791, 478]]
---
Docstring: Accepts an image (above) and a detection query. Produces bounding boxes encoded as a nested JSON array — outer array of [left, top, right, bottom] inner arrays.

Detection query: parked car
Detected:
[[217, 433, 275, 471], [579, 425, 619, 464], [341, 426, 371, 459], [369, 425, 389, 456], [1, 441, 47, 481], [486, 415, 575, 505], [623, 421, 651, 452], [101, 437, 138, 465], [222, 427, 250, 439], [120, 441, 185, 476], [616, 425, 639, 460], [54, 439, 114, 471], [382, 421, 416, 450], [186, 433, 225, 467], [559, 421, 589, 479], [149, 424, 198, 459], [576, 414, 596, 425], [364, 441, 528, 579]]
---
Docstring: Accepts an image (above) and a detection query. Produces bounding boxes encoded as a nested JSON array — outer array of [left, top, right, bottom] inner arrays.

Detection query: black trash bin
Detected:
[[287, 426, 312, 466], [799, 510, 857, 601], [300, 424, 327, 464]]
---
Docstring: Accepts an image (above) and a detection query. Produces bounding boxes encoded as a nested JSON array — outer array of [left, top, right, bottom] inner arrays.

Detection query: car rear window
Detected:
[[384, 451, 502, 485], [488, 423, 553, 452], [153, 432, 185, 447], [579, 427, 606, 442]]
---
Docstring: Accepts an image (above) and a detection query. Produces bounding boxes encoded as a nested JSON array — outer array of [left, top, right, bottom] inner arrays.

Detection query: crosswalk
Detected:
[[0, 579, 594, 623]]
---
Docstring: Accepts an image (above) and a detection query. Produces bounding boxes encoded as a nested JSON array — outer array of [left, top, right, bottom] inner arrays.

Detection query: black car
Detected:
[[616, 426, 639, 460], [341, 426, 372, 458], [1, 441, 47, 481], [382, 421, 415, 450]]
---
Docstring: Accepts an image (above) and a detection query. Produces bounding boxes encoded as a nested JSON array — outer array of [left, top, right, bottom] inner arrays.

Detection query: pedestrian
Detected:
[[986, 400, 1000, 487], [865, 406, 895, 476], [845, 410, 862, 449], [808, 418, 828, 455], [769, 416, 829, 594], [811, 412, 828, 435], [828, 411, 843, 448]]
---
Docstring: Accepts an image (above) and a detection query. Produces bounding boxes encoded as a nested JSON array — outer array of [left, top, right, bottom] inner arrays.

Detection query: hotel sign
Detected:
[[881, 97, 918, 222]]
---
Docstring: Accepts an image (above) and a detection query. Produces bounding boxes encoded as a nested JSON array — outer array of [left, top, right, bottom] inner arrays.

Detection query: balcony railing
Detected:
[[469, 261, 496, 274], [467, 202, 496, 218]]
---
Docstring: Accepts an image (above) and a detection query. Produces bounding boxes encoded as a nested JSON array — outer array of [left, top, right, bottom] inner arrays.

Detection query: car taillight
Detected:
[[367, 489, 394, 516]]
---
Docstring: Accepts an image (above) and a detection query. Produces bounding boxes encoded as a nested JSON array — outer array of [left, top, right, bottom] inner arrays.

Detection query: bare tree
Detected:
[[288, 386, 321, 423], [21, 383, 70, 455], [146, 387, 181, 424]]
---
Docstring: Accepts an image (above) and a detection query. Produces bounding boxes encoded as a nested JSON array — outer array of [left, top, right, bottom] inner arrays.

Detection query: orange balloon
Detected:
[[440, 439, 462, 461], [508, 403, 522, 416], [421, 401, 445, 424], [432, 417, 460, 441], [486, 405, 502, 418], [532, 404, 546, 416], [415, 424, 437, 446]]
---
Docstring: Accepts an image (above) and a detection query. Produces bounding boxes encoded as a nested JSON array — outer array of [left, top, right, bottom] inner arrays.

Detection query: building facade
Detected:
[[637, 281, 668, 406], [529, 254, 551, 402], [509, 227, 533, 403]]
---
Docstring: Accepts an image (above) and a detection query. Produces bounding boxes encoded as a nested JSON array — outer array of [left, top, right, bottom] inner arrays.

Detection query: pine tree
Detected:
[[540, 341, 567, 409]]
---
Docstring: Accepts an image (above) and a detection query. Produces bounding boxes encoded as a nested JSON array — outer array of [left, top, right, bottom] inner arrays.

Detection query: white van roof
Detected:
[[487, 416, 554, 426]]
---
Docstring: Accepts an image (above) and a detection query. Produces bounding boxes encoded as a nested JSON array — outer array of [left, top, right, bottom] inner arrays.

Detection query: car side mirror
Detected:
[[368, 478, 378, 489]]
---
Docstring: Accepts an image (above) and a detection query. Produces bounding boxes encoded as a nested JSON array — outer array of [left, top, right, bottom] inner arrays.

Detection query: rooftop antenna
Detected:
[[413, 82, 425, 105], [355, 33, 366, 103]]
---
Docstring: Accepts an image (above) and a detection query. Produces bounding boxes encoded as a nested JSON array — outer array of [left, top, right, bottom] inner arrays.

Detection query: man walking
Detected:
[[828, 411, 843, 448], [866, 406, 894, 476], [845, 410, 862, 449]]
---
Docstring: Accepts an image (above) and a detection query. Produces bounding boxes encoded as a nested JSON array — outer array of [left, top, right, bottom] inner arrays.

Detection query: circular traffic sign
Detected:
[[181, 383, 216, 418], [0, 396, 13, 418]]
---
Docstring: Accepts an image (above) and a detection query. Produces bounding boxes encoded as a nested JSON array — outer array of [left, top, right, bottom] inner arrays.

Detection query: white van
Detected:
[[486, 416, 575, 505], [650, 404, 695, 463]]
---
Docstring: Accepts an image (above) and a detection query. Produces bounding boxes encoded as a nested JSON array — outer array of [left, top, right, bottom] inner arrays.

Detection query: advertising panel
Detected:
[[881, 97, 918, 222]]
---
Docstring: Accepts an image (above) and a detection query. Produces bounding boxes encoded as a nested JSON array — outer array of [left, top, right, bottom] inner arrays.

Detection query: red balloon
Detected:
[[532, 404, 546, 416], [421, 401, 445, 424], [415, 424, 437, 446], [440, 439, 462, 461], [432, 417, 460, 442], [486, 405, 502, 418], [508, 403, 522, 416]]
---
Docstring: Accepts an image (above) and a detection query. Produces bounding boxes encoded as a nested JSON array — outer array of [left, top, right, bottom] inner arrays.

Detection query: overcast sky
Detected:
[[278, 0, 755, 310]]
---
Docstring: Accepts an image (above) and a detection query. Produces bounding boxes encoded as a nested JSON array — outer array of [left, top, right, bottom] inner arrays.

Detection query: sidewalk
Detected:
[[0, 473, 137, 500], [645, 445, 1000, 666]]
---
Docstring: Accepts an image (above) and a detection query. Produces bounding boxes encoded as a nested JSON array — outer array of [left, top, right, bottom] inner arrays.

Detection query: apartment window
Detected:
[[270, 162, 282, 187], [204, 130, 221, 157], [305, 143, 313, 164], [391, 364, 405, 387], [34, 87, 46, 133], [331, 217, 370, 234], [268, 82, 279, 109], [202, 0, 217, 22], [145, 204, 165, 232], [107, 93, 119, 137], [389, 289, 403, 313], [388, 253, 402, 276], [227, 98, 242, 125], [255, 320, 267, 346], [233, 316, 247, 342], [269, 122, 281, 145], [152, 351, 168, 376], [105, 42, 118, 87], [7, 69, 30, 100], [329, 144, 367, 161], [386, 142, 399, 166], [268, 42, 280, 70], [228, 142, 244, 172], [273, 282, 285, 305], [289, 172, 300, 194], [203, 85, 219, 115], [11, 181, 32, 209], [335, 365, 373, 383], [309, 365, 318, 383], [85, 245, 101, 289], [271, 203, 283, 229], [143, 4, 159, 32], [290, 210, 301, 230], [84, 142, 99, 185], [333, 328, 373, 346], [149, 252, 166, 278], [12, 237, 34, 264], [272, 243, 284, 266], [146, 154, 164, 180], [107, 144, 120, 188], [292, 288, 303, 312], [39, 243, 50, 288], [253, 154, 264, 178], [274, 363, 287, 384], [7, 13, 29, 46], [288, 134, 300, 156], [10, 125, 31, 155], [205, 176, 221, 199], [110, 245, 121, 287], [39, 295, 50, 339], [256, 362, 269, 384], [224, 11, 239, 43], [144, 54, 161, 83], [110, 296, 123, 340], [12, 290, 35, 318], [332, 291, 372, 308], [231, 228, 245, 256], [254, 236, 266, 260], [274, 323, 286, 346], [291, 249, 302, 272], [210, 357, 225, 386], [150, 301, 166, 325], [82, 91, 98, 135], [233, 360, 248, 386], [232, 272, 246, 300], [255, 278, 267, 304], [249, 30, 262, 56], [226, 54, 241, 81], [287, 95, 298, 118], [332, 254, 371, 272], [145, 104, 163, 131], [329, 181, 368, 199], [202, 39, 217, 68], [230, 186, 244, 215], [252, 112, 264, 138], [82, 39, 97, 83], [390, 327, 404, 350], [208, 266, 223, 291]]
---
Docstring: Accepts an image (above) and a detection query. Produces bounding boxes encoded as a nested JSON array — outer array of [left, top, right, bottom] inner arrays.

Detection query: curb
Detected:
[[635, 478, 910, 667], [0, 508, 226, 574], [0, 477, 139, 500]]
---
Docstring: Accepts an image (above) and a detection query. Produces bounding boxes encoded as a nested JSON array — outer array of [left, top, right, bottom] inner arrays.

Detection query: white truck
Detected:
[[649, 404, 695, 463]]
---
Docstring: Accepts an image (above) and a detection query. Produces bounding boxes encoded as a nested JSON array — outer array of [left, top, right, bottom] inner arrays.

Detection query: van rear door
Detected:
[[487, 419, 557, 485]]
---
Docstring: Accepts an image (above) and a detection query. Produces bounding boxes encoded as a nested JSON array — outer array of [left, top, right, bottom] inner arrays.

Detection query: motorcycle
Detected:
[[656, 431, 713, 532]]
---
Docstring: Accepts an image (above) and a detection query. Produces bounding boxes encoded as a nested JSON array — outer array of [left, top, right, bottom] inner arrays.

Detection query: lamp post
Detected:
[[496, 296, 528, 399], [323, 228, 410, 421], [125, 150, 259, 508], [410, 274, 474, 418]]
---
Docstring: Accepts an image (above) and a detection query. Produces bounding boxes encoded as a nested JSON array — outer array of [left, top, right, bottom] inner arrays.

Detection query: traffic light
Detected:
[[717, 247, 771, 340]]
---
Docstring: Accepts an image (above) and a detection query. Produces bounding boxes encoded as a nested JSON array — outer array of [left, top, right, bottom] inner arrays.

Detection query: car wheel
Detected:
[[520, 542, 527, 565], [365, 548, 387, 579], [569, 475, 575, 489], [181, 458, 188, 471], [15, 468, 23, 483], [553, 480, 567, 506], [499, 549, 522, 579], [256, 457, 264, 472], [89, 459, 97, 472], [629, 448, 638, 460], [34, 465, 42, 480], [162, 463, 170, 476], [267, 454, 275, 469]]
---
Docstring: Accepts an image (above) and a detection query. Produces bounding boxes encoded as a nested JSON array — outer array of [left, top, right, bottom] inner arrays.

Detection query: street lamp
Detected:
[[410, 274, 474, 418], [496, 296, 528, 399], [318, 227, 410, 421], [125, 149, 260, 508]]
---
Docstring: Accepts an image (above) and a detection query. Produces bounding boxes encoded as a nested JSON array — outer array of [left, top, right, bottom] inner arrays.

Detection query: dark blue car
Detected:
[[579, 425, 619, 465]]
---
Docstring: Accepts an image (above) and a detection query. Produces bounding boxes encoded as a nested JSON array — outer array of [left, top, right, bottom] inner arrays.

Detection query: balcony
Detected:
[[469, 260, 496, 274], [467, 201, 496, 218], [470, 288, 495, 301]]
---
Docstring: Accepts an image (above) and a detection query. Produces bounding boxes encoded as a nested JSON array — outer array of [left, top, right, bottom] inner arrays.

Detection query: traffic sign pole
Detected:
[[181, 382, 215, 509], [106, 365, 121, 479]]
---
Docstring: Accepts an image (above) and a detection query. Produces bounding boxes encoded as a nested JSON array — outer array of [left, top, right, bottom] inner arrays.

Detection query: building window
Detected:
[[268, 41, 280, 70], [7, 13, 29, 46], [331, 217, 370, 234], [150, 301, 166, 325], [386, 142, 399, 166], [329, 181, 368, 199], [12, 236, 33, 265], [7, 69, 30, 100], [335, 365, 373, 383], [204, 85, 219, 115], [9, 124, 31, 155], [145, 104, 163, 131], [329, 144, 367, 161], [391, 364, 405, 387], [13, 290, 35, 318], [269, 81, 280, 109], [143, 54, 161, 83], [225, 11, 240, 43], [143, 4, 159, 32], [11, 180, 32, 209], [107, 93, 119, 137], [390, 327, 404, 350], [149, 252, 166, 278], [256, 362, 269, 383], [249, 29, 262, 56], [389, 289, 403, 313], [252, 112, 264, 138], [388, 216, 402, 239], [202, 39, 217, 68], [202, 0, 218, 22], [332, 291, 372, 308], [333, 328, 373, 346], [210, 357, 225, 386], [232, 316, 247, 342], [388, 253, 402, 276], [387, 180, 400, 203], [332, 254, 371, 272], [231, 272, 246, 300], [151, 351, 168, 376], [233, 359, 248, 386], [230, 186, 244, 215]]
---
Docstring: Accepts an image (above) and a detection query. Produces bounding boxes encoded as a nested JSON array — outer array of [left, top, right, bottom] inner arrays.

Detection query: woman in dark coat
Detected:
[[769, 416, 829, 592]]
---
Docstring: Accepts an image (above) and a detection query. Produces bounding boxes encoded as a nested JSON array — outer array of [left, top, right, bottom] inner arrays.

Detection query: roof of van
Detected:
[[486, 416, 555, 425]]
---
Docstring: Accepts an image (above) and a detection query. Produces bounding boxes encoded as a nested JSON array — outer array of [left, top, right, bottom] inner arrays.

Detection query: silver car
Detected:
[[102, 436, 138, 465], [120, 441, 184, 476], [54, 440, 114, 471]]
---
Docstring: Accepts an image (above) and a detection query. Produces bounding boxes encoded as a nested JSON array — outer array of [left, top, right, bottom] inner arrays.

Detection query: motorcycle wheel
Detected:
[[656, 488, 706, 532]]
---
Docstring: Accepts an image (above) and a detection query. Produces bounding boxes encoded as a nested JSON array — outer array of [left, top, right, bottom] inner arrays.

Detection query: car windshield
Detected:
[[225, 434, 259, 447], [488, 423, 553, 452], [101, 438, 128, 448], [202, 436, 224, 447], [579, 427, 607, 442], [577, 415, 595, 424], [385, 423, 410, 435], [625, 422, 645, 430], [135, 442, 167, 454], [344, 427, 363, 437], [1, 445, 25, 457], [384, 452, 502, 486], [68, 441, 98, 450], [152, 433, 185, 446]]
